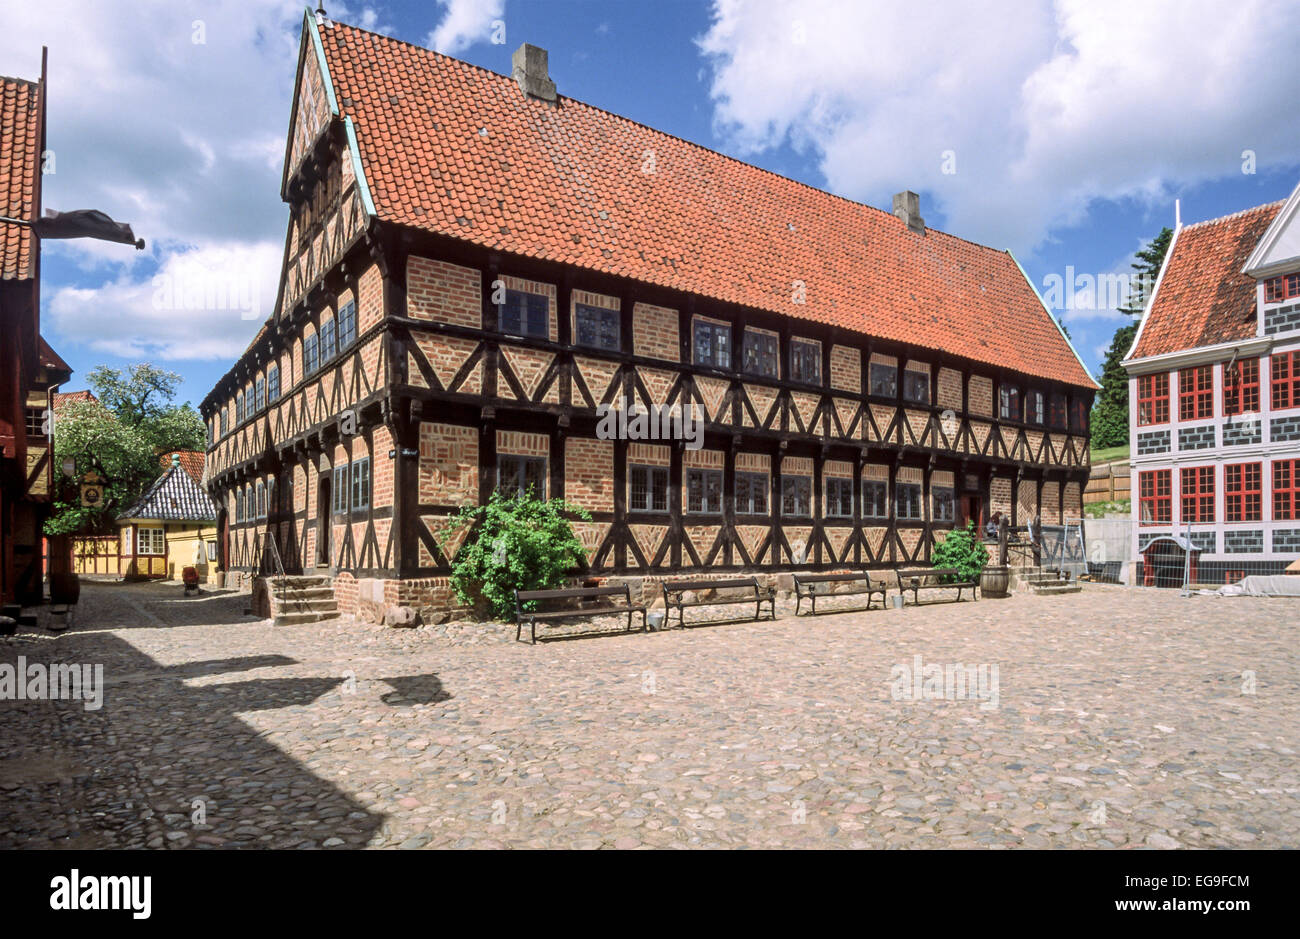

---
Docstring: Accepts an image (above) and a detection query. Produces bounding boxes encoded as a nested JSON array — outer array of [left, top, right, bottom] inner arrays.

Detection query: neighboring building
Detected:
[[1125, 182, 1300, 581], [116, 452, 219, 581], [200, 12, 1096, 621], [1, 58, 73, 605], [159, 449, 205, 487]]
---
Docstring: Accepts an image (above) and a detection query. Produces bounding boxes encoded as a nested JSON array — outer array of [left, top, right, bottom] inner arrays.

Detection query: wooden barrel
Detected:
[[980, 565, 1010, 598], [49, 572, 81, 605]]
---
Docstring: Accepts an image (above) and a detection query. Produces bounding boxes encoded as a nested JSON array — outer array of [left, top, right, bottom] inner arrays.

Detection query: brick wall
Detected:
[[565, 437, 614, 512], [990, 476, 1013, 516], [496, 430, 548, 457], [969, 375, 993, 417], [632, 302, 679, 361], [408, 256, 481, 328], [829, 344, 860, 393], [418, 422, 478, 505], [358, 259, 384, 333], [937, 367, 963, 411]]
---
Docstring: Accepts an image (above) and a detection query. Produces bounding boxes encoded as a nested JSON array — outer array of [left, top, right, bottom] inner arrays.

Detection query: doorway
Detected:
[[961, 494, 983, 531], [317, 474, 331, 567]]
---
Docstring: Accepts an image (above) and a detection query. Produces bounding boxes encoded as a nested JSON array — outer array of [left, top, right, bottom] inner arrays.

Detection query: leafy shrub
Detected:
[[931, 522, 990, 583], [444, 491, 592, 620]]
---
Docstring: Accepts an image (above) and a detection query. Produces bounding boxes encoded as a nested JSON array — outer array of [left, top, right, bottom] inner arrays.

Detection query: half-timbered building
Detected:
[[200, 10, 1096, 621]]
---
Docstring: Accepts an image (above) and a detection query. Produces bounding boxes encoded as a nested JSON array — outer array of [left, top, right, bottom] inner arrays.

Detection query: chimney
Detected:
[[512, 43, 556, 102], [892, 190, 925, 234]]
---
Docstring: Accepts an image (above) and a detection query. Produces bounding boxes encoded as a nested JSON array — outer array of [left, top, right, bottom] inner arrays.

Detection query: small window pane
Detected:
[[870, 362, 897, 397], [694, 321, 730, 369], [903, 369, 930, 404], [575, 303, 620, 351], [743, 330, 778, 377], [791, 340, 821, 384], [782, 476, 811, 516]]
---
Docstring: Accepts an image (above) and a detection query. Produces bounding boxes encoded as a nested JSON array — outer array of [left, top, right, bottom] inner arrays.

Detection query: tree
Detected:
[[44, 363, 206, 535], [1090, 227, 1173, 448]]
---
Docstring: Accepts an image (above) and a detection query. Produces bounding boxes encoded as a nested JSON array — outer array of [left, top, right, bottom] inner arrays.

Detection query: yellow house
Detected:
[[116, 453, 218, 580]]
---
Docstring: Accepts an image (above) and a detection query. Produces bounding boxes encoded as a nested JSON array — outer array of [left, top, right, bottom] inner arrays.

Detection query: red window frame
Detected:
[[1178, 365, 1213, 421], [1222, 358, 1260, 416], [1274, 459, 1300, 521], [1224, 462, 1262, 523], [1138, 469, 1171, 526], [1265, 273, 1300, 302], [1136, 373, 1169, 426], [1179, 465, 1215, 524], [1271, 351, 1300, 411]]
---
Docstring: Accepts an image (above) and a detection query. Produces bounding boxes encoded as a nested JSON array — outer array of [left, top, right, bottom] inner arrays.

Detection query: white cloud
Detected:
[[426, 0, 505, 55], [47, 241, 283, 361], [698, 0, 1300, 255]]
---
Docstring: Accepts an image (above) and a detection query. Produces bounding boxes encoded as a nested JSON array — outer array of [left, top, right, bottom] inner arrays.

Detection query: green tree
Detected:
[[86, 363, 205, 452], [1090, 227, 1173, 448]]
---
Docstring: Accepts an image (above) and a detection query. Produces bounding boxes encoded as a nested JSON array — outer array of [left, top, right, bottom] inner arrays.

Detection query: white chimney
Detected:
[[892, 190, 925, 234], [512, 44, 556, 102]]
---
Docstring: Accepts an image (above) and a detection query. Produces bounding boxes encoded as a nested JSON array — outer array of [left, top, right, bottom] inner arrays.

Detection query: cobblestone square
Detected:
[[1, 581, 1296, 849]]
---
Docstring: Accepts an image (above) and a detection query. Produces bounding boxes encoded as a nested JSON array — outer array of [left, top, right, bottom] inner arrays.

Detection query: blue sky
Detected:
[[6, 0, 1299, 406]]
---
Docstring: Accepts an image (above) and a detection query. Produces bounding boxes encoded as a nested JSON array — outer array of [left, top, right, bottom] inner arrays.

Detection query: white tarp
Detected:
[[1210, 576, 1300, 597]]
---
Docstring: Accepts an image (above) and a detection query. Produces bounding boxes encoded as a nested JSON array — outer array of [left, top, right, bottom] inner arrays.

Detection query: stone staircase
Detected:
[[1013, 567, 1083, 596], [269, 575, 340, 626]]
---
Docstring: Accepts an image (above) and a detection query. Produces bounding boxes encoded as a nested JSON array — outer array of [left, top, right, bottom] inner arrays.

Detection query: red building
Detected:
[[1, 56, 72, 606]]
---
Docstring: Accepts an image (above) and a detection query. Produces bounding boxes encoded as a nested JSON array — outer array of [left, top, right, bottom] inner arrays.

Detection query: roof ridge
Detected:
[[1181, 199, 1286, 232], [325, 18, 1011, 258]]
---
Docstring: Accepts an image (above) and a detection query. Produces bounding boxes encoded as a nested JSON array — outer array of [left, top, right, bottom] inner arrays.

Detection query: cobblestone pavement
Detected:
[[1, 579, 1296, 849]]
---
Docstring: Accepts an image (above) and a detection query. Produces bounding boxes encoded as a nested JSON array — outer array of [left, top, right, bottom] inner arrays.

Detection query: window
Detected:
[[219, 409, 227, 439], [869, 361, 897, 398], [742, 328, 778, 378], [24, 407, 45, 437], [1070, 398, 1088, 434], [1179, 365, 1213, 420], [320, 316, 337, 364], [351, 457, 371, 512], [235, 394, 245, 424], [268, 364, 281, 404], [782, 476, 812, 517], [1026, 390, 1045, 425], [825, 477, 853, 518], [790, 338, 821, 384], [1265, 273, 1300, 302], [305, 333, 319, 375], [256, 480, 266, 519], [902, 368, 930, 405], [574, 302, 620, 351], [932, 486, 955, 523], [693, 320, 731, 369], [1271, 351, 1300, 410], [862, 480, 888, 518], [1049, 393, 1068, 429], [735, 472, 768, 515], [1222, 358, 1259, 416], [498, 455, 546, 498], [896, 482, 923, 520], [686, 468, 723, 513], [500, 289, 550, 339], [255, 377, 266, 412], [121, 526, 133, 557], [999, 385, 1021, 422], [1224, 462, 1262, 522], [1137, 373, 1169, 425], [1138, 470, 1171, 525], [1274, 459, 1300, 521], [235, 490, 244, 523], [332, 465, 349, 515], [137, 527, 165, 556], [337, 300, 357, 350], [629, 465, 668, 512], [1180, 466, 1215, 524]]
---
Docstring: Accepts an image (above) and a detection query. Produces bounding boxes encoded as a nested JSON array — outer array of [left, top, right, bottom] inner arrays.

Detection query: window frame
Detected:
[[1138, 469, 1172, 526], [742, 328, 779, 379], [1274, 458, 1300, 521], [692, 319, 731, 370], [734, 471, 769, 515], [500, 289, 550, 340], [267, 364, 281, 404], [1271, 351, 1300, 411], [781, 476, 812, 518], [337, 299, 357, 350], [999, 385, 1022, 422], [902, 368, 930, 406], [574, 302, 621, 352], [869, 361, 897, 399], [1136, 373, 1170, 426], [1179, 465, 1215, 524], [862, 479, 888, 519], [932, 485, 956, 523], [1224, 462, 1262, 523], [895, 481, 924, 521], [1178, 365, 1213, 421], [824, 476, 853, 519], [1026, 389, 1046, 426], [137, 526, 165, 556], [789, 338, 821, 385], [628, 464, 669, 513], [1222, 358, 1260, 417], [331, 465, 349, 516], [685, 467, 723, 514], [498, 454, 547, 499], [350, 457, 371, 512], [304, 333, 319, 376], [320, 316, 337, 365]]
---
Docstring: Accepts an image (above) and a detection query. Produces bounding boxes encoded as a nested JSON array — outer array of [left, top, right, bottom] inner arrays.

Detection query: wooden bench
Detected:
[[793, 571, 890, 615], [660, 577, 775, 628], [894, 567, 979, 605], [514, 584, 647, 643]]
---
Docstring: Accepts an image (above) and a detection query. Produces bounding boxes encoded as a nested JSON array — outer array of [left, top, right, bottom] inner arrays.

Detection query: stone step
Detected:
[[274, 575, 331, 588], [274, 598, 338, 614], [274, 610, 342, 626], [272, 586, 335, 601], [1032, 583, 1083, 596]]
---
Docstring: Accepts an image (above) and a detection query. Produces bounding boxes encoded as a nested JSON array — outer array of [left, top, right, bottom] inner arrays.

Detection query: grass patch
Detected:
[[1090, 444, 1129, 464]]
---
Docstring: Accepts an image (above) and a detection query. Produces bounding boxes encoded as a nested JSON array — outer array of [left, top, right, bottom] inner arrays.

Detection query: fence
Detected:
[[71, 535, 120, 576], [1084, 460, 1130, 506]]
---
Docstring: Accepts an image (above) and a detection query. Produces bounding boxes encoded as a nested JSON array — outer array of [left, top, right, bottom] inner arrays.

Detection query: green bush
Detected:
[[931, 522, 990, 583], [443, 490, 592, 620]]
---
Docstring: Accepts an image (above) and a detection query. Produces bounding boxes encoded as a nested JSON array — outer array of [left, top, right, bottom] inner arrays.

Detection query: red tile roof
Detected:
[[1, 75, 40, 281], [1130, 202, 1283, 360], [316, 21, 1094, 388], [158, 449, 206, 486], [52, 389, 96, 410]]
